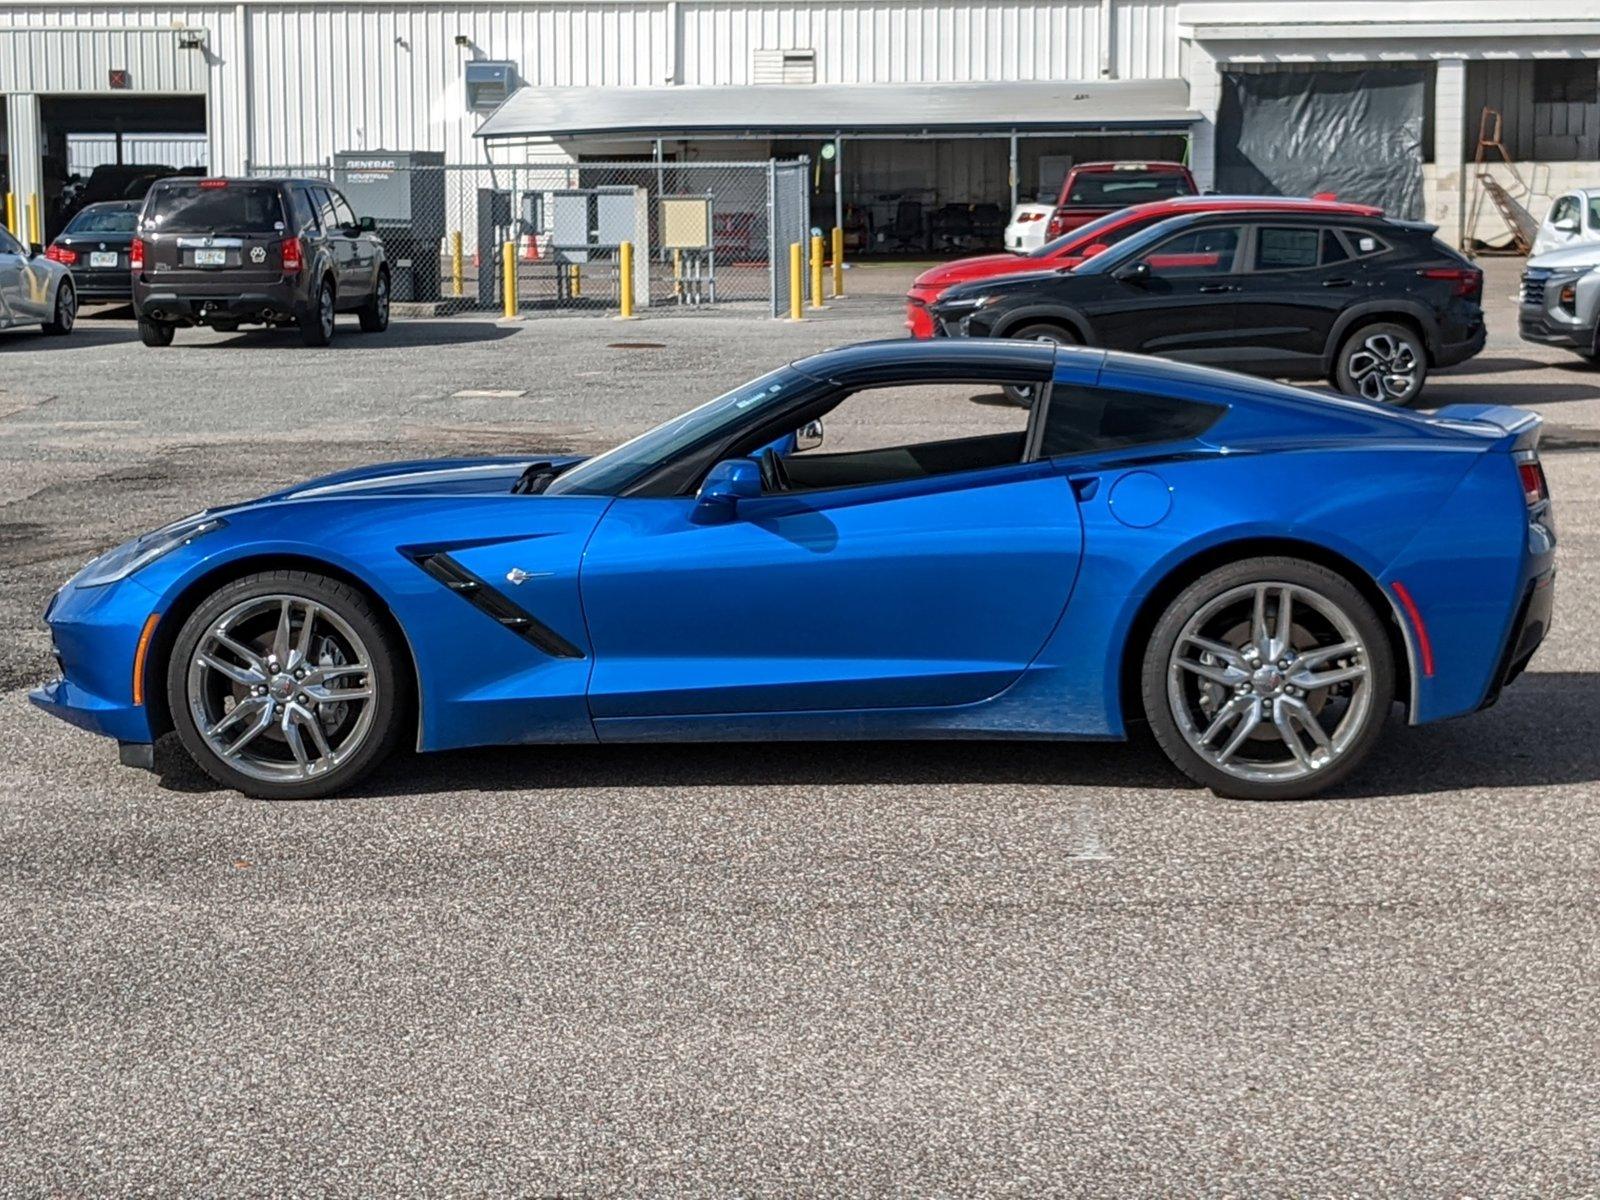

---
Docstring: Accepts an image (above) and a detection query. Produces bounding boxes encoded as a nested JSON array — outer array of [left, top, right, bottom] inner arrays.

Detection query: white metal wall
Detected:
[[0, 0, 1188, 176]]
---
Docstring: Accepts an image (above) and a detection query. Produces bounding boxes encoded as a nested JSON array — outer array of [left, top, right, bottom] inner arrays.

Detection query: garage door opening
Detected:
[[40, 94, 207, 239]]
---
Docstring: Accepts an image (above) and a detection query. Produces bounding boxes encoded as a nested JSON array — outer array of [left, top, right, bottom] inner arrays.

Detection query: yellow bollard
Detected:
[[831, 226, 845, 298], [4, 193, 14, 238], [810, 235, 826, 310], [617, 241, 636, 319], [672, 248, 682, 298], [501, 240, 517, 318], [789, 242, 804, 321], [571, 263, 582, 298], [27, 197, 41, 248], [450, 231, 464, 298]]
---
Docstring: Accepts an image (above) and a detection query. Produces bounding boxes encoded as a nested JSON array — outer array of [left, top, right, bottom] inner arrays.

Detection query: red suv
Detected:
[[906, 195, 1384, 338]]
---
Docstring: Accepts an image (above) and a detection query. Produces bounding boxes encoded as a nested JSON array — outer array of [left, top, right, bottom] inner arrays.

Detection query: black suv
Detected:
[[132, 177, 390, 347], [930, 211, 1485, 405]]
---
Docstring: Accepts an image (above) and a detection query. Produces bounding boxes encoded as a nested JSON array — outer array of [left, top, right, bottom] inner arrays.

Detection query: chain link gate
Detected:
[[248, 158, 811, 318]]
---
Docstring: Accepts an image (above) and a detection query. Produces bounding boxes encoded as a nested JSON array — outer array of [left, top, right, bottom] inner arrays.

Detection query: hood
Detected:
[[262, 455, 585, 503], [1528, 242, 1600, 271], [936, 267, 1067, 305], [912, 252, 1033, 290]]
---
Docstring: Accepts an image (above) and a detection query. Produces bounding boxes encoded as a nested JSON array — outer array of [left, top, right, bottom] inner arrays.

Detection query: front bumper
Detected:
[[1518, 307, 1595, 352], [27, 576, 160, 745]]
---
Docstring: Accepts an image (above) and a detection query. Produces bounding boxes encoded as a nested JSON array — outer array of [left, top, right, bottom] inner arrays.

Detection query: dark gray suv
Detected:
[[132, 177, 390, 347]]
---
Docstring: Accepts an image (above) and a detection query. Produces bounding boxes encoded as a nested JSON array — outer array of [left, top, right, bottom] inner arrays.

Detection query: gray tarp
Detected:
[[1215, 68, 1427, 220]]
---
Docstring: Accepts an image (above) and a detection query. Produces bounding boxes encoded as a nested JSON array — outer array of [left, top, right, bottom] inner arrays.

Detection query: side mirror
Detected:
[[1553, 216, 1580, 233], [358, 215, 376, 232], [795, 418, 825, 452], [1080, 242, 1110, 259], [694, 458, 763, 522], [1114, 260, 1151, 284]]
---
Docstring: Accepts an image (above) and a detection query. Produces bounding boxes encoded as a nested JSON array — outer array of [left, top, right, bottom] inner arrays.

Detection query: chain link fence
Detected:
[[249, 158, 812, 318]]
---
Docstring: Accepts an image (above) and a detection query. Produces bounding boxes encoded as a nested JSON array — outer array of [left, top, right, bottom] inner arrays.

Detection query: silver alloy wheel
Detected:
[[1346, 332, 1419, 403], [1166, 581, 1372, 786], [186, 594, 377, 783], [58, 284, 76, 331], [376, 274, 389, 322], [319, 283, 335, 339]]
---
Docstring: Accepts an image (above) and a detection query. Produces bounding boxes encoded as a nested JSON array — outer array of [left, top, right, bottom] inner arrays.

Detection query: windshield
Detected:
[[65, 207, 139, 235], [1065, 171, 1194, 207], [143, 183, 285, 233], [546, 366, 805, 496], [1073, 215, 1208, 275], [1027, 208, 1151, 259]]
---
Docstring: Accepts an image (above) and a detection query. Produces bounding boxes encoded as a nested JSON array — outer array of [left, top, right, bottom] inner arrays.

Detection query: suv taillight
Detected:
[[1517, 456, 1548, 508], [1419, 266, 1482, 300], [280, 236, 303, 273], [44, 244, 76, 265], [129, 237, 144, 270], [1046, 214, 1066, 240]]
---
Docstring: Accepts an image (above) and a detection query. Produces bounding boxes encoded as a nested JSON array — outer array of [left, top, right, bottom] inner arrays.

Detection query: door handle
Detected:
[[1322, 278, 1355, 288], [1197, 284, 1237, 294]]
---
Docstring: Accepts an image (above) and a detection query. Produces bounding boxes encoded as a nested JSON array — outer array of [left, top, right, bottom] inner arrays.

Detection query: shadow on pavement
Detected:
[[150, 671, 1600, 802]]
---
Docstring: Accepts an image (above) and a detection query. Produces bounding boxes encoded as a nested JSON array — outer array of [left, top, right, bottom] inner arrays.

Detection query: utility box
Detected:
[[545, 185, 649, 309], [333, 150, 445, 302]]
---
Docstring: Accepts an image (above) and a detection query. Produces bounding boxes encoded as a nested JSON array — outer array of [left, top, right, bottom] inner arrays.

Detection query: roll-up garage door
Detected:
[[1215, 67, 1430, 220]]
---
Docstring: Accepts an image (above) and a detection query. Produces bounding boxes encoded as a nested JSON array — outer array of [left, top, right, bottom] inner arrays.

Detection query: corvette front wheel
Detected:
[[1141, 557, 1395, 801], [167, 570, 407, 799]]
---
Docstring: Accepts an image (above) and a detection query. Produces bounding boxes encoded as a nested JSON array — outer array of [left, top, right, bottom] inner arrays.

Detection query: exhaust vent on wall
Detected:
[[753, 49, 816, 85]]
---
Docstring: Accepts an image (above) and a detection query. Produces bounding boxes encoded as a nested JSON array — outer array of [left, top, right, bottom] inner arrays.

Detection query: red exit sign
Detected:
[[108, 69, 130, 89]]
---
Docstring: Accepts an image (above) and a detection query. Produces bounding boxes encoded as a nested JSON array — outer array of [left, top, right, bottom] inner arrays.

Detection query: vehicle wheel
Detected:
[[1004, 323, 1077, 405], [42, 281, 76, 336], [1334, 322, 1428, 406], [299, 277, 336, 347], [358, 270, 390, 333], [138, 318, 175, 347], [166, 570, 407, 799], [1141, 557, 1395, 801]]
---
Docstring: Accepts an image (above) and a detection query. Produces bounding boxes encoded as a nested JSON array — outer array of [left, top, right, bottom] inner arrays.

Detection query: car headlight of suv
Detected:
[[73, 514, 227, 588], [935, 294, 998, 314]]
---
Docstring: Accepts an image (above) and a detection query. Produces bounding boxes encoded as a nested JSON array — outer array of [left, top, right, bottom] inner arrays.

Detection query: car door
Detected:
[[1226, 224, 1364, 374], [577, 379, 1086, 725], [0, 227, 52, 322], [1087, 223, 1246, 364], [0, 228, 24, 325], [327, 189, 373, 301], [311, 187, 358, 297]]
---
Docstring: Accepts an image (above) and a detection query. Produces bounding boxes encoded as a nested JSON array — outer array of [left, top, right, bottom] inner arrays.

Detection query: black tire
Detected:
[[165, 570, 408, 800], [1140, 556, 1395, 801], [42, 281, 76, 336], [1004, 323, 1077, 405], [299, 277, 336, 347], [138, 317, 175, 347], [1333, 321, 1428, 406], [357, 269, 390, 333]]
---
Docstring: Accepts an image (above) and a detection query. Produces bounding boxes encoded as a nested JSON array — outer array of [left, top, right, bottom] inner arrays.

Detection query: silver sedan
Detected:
[[0, 224, 76, 336]]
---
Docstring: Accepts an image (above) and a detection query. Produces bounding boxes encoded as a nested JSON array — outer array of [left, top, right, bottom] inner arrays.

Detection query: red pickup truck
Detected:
[[1045, 161, 1197, 240]]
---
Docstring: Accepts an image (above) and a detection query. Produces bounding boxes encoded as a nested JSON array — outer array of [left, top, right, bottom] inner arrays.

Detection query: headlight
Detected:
[[73, 514, 226, 588], [933, 294, 1000, 316]]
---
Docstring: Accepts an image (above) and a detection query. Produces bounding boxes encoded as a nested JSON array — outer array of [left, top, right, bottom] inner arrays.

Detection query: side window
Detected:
[[311, 187, 340, 233], [1588, 195, 1600, 232], [1143, 226, 1242, 276], [774, 382, 1034, 493], [1550, 195, 1579, 226], [288, 187, 319, 234], [329, 191, 357, 230], [1041, 383, 1223, 458], [1341, 228, 1390, 259], [1320, 229, 1350, 265], [0, 228, 23, 255], [1251, 226, 1321, 272]]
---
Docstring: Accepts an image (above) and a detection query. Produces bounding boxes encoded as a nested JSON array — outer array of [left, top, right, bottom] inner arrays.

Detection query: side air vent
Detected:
[[408, 550, 585, 659]]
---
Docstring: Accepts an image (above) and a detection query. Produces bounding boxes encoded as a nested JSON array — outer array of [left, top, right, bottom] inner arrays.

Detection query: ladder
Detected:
[[1464, 108, 1537, 255]]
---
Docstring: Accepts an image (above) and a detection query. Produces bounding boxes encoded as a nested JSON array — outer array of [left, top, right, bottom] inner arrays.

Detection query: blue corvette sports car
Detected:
[[33, 341, 1554, 801]]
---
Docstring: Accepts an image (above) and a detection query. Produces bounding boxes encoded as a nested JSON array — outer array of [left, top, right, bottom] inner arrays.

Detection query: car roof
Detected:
[[791, 338, 1062, 384], [1073, 161, 1190, 173], [149, 176, 330, 188], [76, 200, 141, 212]]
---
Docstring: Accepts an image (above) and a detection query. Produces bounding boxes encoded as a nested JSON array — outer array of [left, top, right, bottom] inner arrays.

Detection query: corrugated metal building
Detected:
[[2, 1, 1597, 246]]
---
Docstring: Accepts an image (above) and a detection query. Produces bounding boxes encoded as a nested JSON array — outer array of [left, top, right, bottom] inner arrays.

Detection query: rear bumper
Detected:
[[905, 299, 936, 339], [74, 273, 132, 301], [1480, 568, 1556, 710], [134, 283, 303, 325], [1435, 322, 1486, 367]]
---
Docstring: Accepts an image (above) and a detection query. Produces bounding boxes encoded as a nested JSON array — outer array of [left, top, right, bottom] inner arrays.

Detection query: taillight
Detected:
[[198, 178, 229, 190], [1517, 457, 1548, 508], [280, 236, 303, 273], [1046, 215, 1066, 240], [129, 237, 144, 270], [1418, 266, 1482, 300], [44, 244, 76, 265]]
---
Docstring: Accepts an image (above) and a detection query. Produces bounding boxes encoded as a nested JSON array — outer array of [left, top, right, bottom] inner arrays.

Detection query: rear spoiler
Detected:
[[1430, 404, 1543, 453]]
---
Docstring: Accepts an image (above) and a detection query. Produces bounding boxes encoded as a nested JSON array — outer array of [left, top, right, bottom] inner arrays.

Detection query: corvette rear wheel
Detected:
[[167, 571, 406, 799], [1142, 558, 1395, 800]]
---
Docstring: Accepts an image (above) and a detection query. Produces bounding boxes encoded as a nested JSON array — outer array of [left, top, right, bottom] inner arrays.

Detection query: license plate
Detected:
[[194, 248, 227, 267], [89, 251, 118, 268]]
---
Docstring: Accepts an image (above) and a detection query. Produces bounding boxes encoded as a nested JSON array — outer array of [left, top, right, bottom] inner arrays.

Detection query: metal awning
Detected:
[[476, 79, 1197, 140]]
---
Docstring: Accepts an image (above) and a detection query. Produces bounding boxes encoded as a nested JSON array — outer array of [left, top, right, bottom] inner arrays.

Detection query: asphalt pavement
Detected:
[[0, 256, 1597, 1194]]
